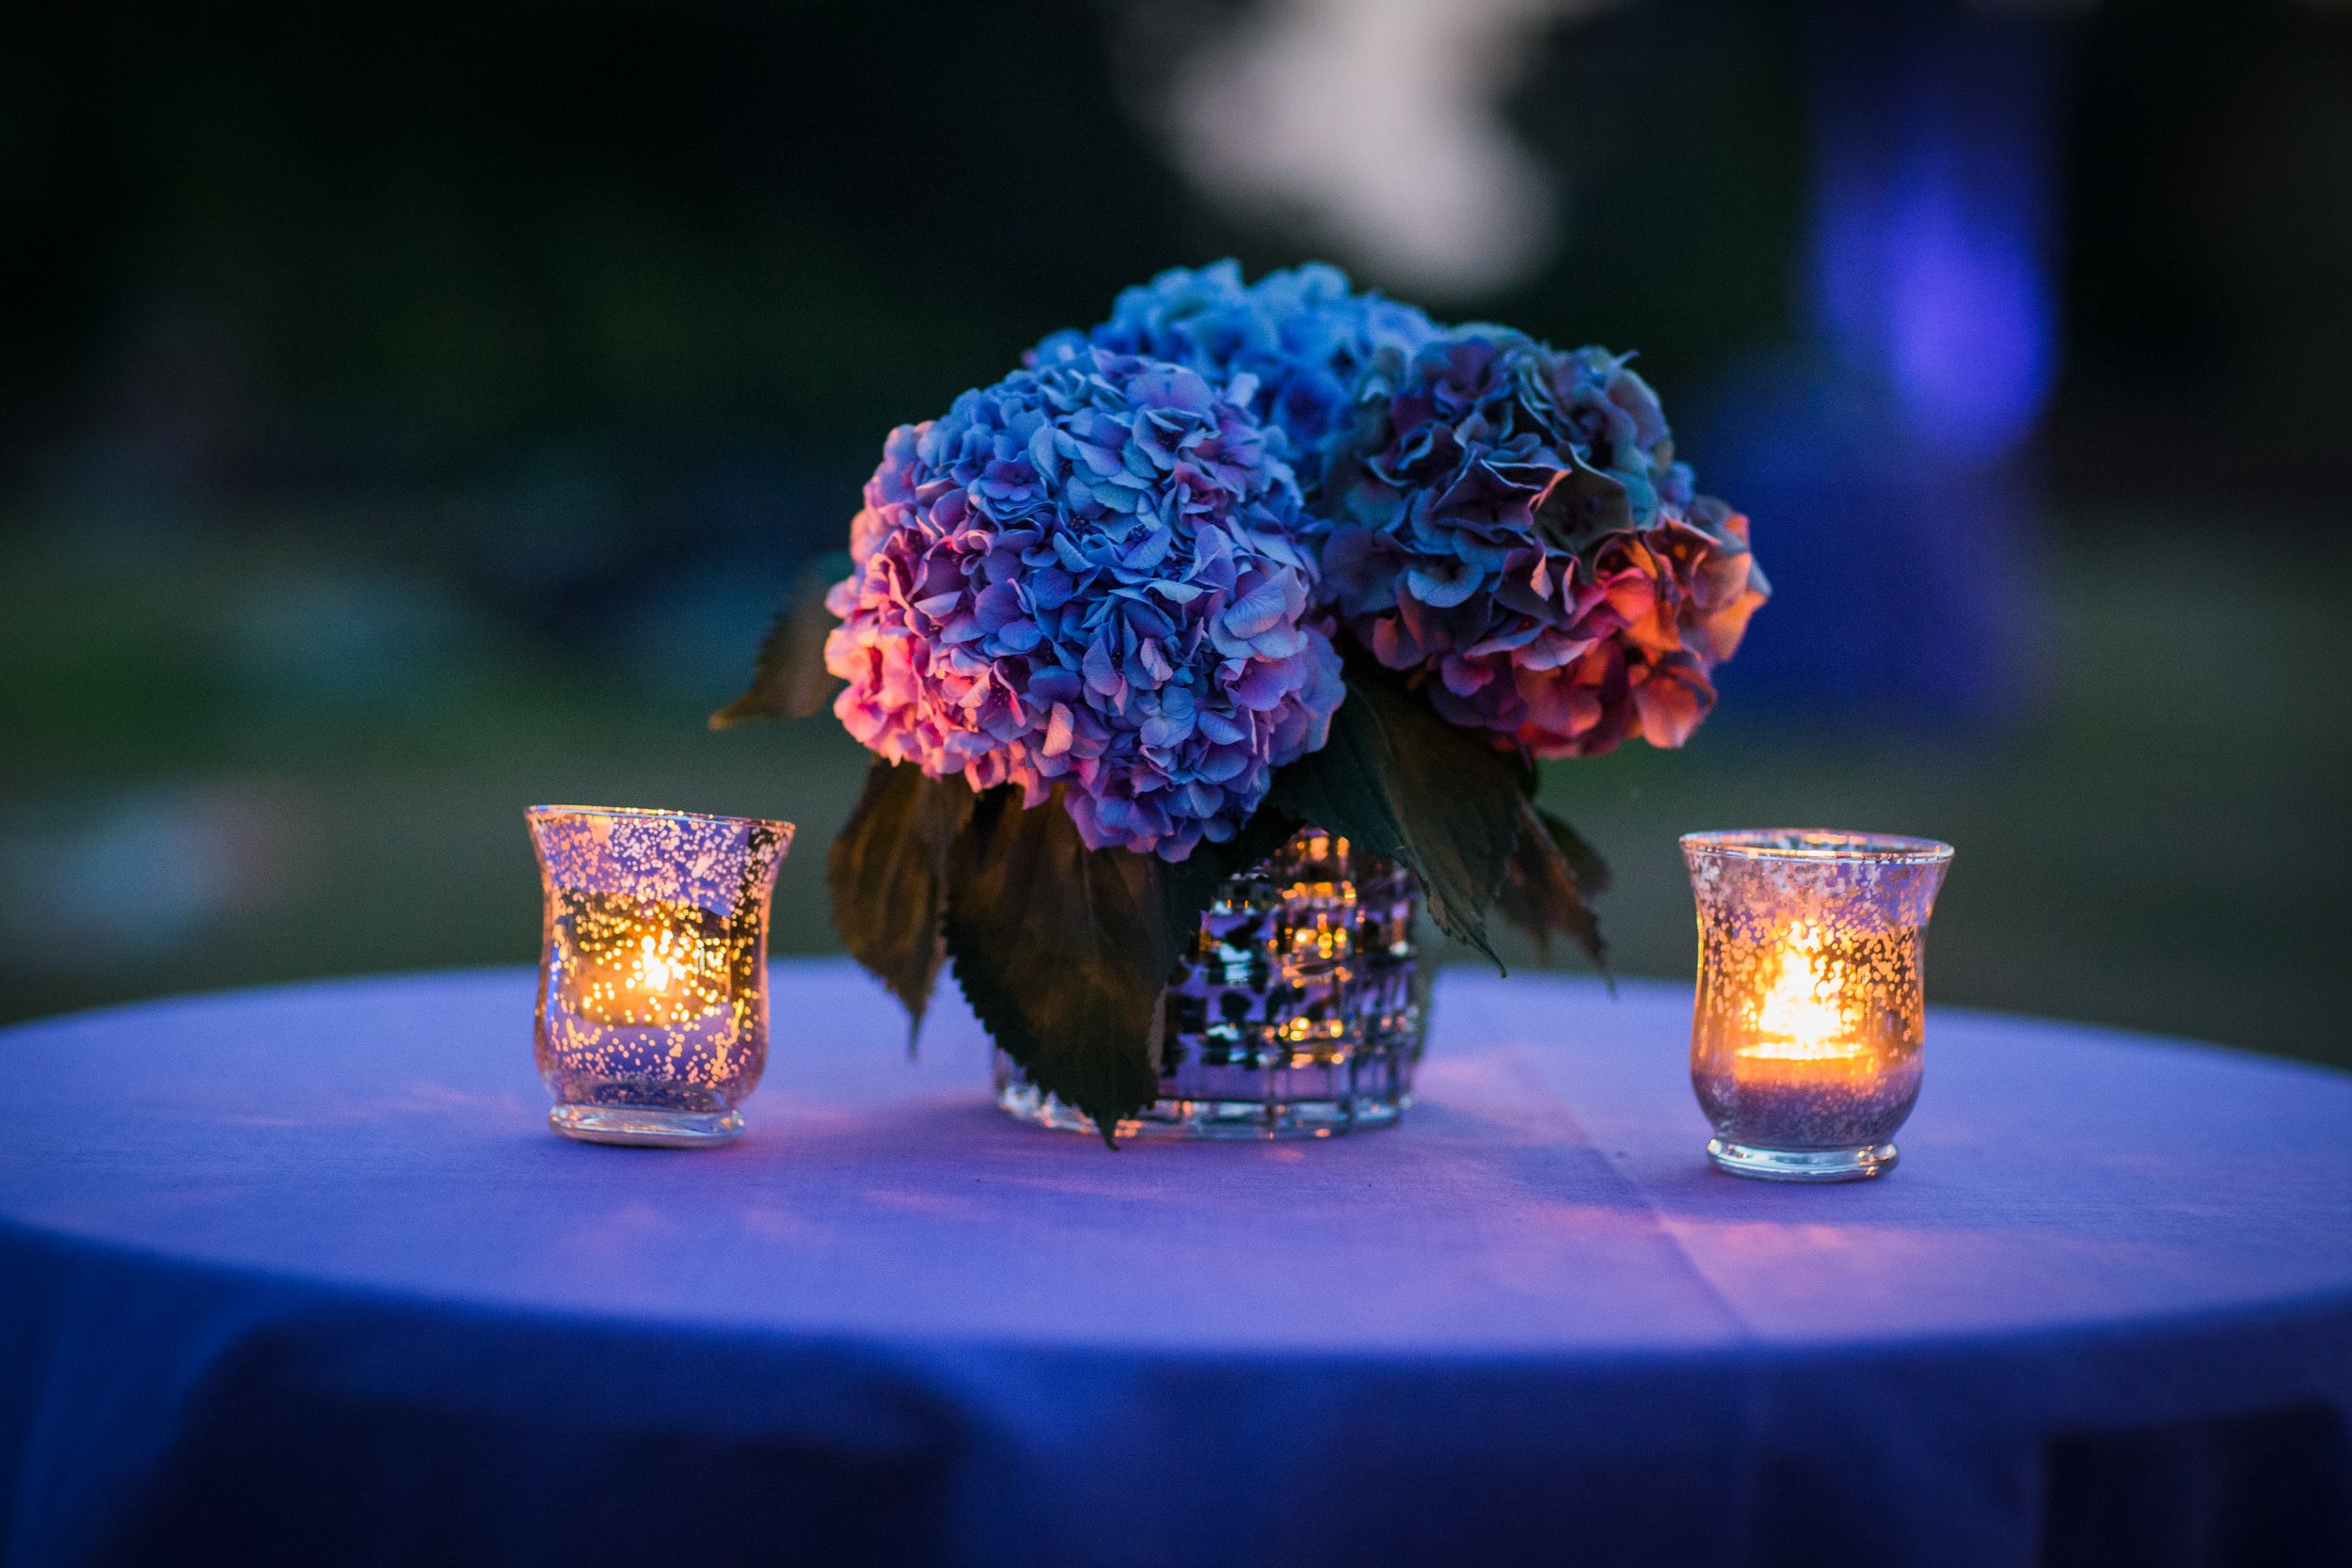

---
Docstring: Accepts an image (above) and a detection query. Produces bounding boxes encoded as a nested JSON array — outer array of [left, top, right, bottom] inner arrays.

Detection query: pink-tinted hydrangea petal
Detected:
[[1320, 325, 1764, 759], [825, 343, 1343, 857]]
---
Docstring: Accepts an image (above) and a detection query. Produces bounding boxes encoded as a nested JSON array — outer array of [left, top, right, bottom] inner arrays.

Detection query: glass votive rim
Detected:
[[1680, 829, 1954, 867], [527, 803, 793, 834]]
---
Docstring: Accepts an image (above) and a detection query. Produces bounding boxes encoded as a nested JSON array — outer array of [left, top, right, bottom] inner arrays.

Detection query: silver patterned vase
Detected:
[[992, 828, 1430, 1139]]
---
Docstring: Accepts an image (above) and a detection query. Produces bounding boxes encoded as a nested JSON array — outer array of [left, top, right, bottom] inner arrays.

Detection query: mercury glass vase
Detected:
[[528, 805, 794, 1148], [993, 828, 1429, 1140], [1683, 830, 1954, 1181]]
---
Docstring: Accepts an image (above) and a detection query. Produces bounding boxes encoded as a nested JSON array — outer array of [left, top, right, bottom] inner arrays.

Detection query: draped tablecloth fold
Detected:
[[4, 963, 2348, 1567]]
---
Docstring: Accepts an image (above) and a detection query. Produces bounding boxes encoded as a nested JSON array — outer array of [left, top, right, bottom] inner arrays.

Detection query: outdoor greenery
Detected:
[[4, 516, 2342, 1074]]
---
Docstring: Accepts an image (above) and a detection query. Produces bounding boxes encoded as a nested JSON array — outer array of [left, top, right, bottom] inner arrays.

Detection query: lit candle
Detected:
[[1734, 921, 1874, 1083], [1683, 832, 1952, 1181], [557, 894, 733, 1028]]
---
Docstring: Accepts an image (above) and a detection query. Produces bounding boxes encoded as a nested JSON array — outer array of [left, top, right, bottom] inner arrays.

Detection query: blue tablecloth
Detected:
[[4, 963, 2349, 1568]]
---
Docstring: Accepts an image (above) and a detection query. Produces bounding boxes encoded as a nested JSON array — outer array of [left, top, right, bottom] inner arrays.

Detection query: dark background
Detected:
[[4, 0, 2346, 1069]]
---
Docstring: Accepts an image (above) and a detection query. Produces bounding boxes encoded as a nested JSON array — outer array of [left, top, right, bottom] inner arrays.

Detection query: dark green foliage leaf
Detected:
[[1497, 798, 1613, 976], [710, 550, 854, 729], [1264, 690, 1409, 862], [826, 760, 974, 1044], [1536, 803, 1611, 897], [944, 787, 1188, 1146], [1157, 801, 1301, 951], [1267, 660, 1524, 968]]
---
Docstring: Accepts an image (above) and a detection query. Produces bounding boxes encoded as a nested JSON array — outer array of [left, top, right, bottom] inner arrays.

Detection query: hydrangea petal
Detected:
[[1322, 325, 1766, 760], [825, 344, 1343, 859]]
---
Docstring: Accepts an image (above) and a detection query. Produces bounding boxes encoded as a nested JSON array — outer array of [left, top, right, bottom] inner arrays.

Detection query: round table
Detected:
[[4, 963, 2349, 1568]]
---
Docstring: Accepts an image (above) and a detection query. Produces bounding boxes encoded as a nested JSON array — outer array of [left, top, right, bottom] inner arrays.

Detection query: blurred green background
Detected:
[[4, 0, 2347, 1069]]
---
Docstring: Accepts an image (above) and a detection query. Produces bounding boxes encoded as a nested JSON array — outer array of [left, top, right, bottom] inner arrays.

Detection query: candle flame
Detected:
[[638, 933, 675, 994], [1747, 921, 1856, 1060], [556, 894, 730, 1027]]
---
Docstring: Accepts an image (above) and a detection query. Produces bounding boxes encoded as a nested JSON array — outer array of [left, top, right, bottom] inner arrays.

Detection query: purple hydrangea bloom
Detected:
[[1031, 261, 1438, 502], [825, 348, 1344, 860], [1319, 326, 1769, 759]]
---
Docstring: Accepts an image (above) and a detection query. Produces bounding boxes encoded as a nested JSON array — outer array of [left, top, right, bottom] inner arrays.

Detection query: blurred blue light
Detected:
[[1690, 3, 2065, 718], [1808, 8, 2061, 466]]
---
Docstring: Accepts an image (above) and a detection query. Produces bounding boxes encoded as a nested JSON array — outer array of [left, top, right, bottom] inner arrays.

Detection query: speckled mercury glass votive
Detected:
[[528, 805, 793, 1147], [1682, 831, 1954, 1182]]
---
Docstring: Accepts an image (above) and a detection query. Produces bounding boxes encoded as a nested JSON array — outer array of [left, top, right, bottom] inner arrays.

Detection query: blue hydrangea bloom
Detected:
[[1319, 326, 1769, 758], [1031, 261, 1438, 502], [825, 347, 1344, 860]]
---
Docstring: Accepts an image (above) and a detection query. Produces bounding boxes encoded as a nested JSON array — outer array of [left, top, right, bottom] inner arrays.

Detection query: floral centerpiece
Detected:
[[720, 261, 1768, 1143]]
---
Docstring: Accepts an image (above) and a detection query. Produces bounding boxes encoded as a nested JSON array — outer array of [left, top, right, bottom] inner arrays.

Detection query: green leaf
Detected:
[[1157, 801, 1301, 952], [944, 788, 1187, 1147], [1266, 660, 1524, 968], [1536, 802, 1611, 897], [1496, 798, 1612, 977], [826, 759, 975, 1044], [710, 550, 853, 728]]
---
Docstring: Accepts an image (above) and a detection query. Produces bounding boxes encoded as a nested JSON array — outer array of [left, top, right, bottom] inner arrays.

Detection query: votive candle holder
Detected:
[[528, 805, 793, 1147], [1682, 830, 1954, 1182]]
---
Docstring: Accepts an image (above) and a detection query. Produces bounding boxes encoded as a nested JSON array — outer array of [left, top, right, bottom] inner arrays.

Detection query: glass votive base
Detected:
[[549, 1103, 746, 1148], [1707, 1137, 1898, 1182]]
